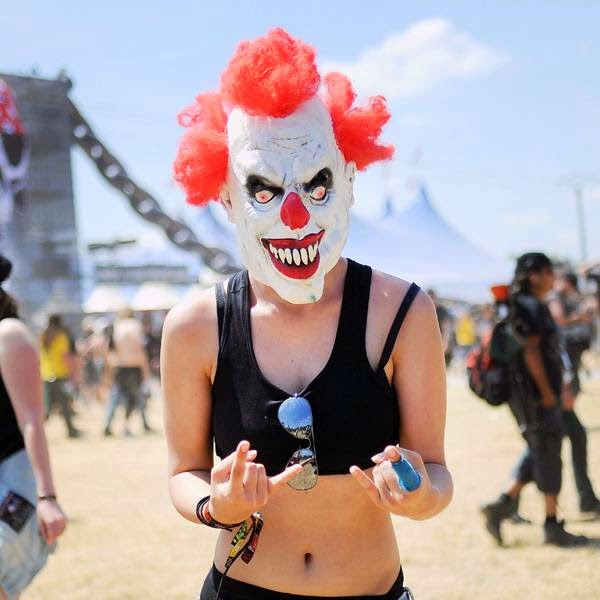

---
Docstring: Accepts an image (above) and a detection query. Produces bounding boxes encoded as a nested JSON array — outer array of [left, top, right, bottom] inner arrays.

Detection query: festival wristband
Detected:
[[392, 457, 421, 492], [195, 496, 245, 531]]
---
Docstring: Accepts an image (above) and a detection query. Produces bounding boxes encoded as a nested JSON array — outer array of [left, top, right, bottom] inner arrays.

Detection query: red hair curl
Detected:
[[173, 93, 228, 206], [323, 72, 394, 171]]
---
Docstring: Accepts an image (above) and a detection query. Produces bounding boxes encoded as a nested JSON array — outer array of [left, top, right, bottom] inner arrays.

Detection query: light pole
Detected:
[[574, 187, 588, 263]]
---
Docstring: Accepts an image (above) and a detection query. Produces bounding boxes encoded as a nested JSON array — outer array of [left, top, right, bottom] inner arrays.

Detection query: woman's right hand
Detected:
[[37, 499, 67, 545], [208, 440, 302, 525]]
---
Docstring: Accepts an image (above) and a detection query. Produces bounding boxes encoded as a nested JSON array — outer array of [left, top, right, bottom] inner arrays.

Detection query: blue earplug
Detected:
[[391, 456, 421, 492]]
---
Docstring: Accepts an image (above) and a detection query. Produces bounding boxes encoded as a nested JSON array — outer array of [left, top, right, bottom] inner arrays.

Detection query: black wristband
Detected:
[[195, 495, 244, 531]]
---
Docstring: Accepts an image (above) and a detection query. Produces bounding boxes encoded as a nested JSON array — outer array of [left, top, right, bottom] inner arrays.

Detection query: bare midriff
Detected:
[[213, 471, 401, 596]]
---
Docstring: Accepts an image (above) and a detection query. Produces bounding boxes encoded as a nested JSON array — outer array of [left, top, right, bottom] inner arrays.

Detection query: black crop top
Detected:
[[1, 360, 25, 463], [211, 259, 420, 476]]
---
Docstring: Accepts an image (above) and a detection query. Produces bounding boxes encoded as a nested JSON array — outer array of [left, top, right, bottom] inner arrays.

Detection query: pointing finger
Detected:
[[349, 465, 382, 508], [230, 441, 250, 488], [268, 464, 304, 492], [213, 445, 257, 476]]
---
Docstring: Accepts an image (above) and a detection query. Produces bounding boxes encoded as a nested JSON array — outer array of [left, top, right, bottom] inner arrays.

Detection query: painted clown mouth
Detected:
[[261, 231, 325, 279]]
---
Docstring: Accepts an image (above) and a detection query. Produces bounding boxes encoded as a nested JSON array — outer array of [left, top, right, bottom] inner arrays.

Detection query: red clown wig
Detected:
[[174, 28, 394, 206]]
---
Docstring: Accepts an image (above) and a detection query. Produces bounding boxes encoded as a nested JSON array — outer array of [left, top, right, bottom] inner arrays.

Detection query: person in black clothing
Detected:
[[480, 253, 588, 547], [547, 273, 600, 514]]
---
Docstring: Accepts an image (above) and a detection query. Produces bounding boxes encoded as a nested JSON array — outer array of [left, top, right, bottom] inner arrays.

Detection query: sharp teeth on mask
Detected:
[[270, 243, 277, 256], [300, 248, 308, 265], [285, 248, 293, 264], [278, 248, 286, 263], [292, 249, 301, 266], [308, 244, 316, 262]]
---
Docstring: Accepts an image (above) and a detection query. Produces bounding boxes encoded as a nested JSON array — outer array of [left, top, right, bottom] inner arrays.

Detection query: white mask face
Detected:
[[223, 97, 355, 304]]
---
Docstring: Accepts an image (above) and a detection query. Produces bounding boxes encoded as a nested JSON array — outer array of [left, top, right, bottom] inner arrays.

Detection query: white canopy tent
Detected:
[[346, 186, 513, 300], [83, 285, 129, 314], [131, 282, 182, 311]]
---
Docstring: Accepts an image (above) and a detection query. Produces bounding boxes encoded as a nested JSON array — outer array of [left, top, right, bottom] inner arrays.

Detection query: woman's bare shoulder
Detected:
[[0, 318, 33, 346], [370, 269, 435, 323], [163, 286, 218, 348]]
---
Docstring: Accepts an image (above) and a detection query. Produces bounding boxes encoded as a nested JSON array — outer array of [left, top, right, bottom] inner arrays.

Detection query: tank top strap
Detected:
[[215, 282, 226, 347], [215, 270, 245, 354], [333, 259, 373, 356], [377, 282, 420, 371]]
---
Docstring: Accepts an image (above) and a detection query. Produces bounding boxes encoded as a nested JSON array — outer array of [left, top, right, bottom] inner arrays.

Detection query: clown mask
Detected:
[[174, 28, 394, 304], [222, 98, 355, 304]]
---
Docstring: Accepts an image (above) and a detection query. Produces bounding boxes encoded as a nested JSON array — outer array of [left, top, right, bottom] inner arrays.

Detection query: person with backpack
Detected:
[[480, 253, 588, 547]]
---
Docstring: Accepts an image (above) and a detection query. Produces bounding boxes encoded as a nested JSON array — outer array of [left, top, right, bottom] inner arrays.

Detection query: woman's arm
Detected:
[[390, 289, 453, 519], [161, 292, 218, 523], [162, 291, 304, 526], [350, 284, 453, 520], [0, 319, 66, 544]]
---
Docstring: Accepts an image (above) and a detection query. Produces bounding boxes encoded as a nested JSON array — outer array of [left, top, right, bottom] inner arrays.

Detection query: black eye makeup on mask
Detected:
[[304, 168, 332, 202], [246, 175, 284, 204]]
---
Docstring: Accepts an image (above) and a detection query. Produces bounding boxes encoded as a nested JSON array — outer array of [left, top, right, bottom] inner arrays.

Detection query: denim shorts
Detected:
[[0, 449, 54, 599]]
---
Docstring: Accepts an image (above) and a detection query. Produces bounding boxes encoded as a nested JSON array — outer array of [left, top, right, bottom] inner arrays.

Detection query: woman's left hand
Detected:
[[37, 499, 67, 545], [350, 445, 438, 519]]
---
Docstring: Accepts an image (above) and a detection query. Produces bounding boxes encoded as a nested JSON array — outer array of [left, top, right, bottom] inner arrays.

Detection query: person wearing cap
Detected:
[[0, 256, 67, 598], [481, 252, 588, 547]]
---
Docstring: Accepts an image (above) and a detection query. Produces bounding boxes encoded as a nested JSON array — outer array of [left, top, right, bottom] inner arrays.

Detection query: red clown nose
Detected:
[[280, 192, 310, 230]]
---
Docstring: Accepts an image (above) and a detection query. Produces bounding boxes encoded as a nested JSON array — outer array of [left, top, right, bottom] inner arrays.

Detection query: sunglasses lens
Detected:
[[286, 448, 318, 490], [278, 395, 313, 440]]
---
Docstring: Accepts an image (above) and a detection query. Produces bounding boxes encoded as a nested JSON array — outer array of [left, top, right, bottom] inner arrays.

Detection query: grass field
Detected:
[[25, 371, 600, 599]]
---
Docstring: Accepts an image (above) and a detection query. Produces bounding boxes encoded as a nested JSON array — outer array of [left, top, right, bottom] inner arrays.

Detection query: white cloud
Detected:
[[321, 18, 508, 99]]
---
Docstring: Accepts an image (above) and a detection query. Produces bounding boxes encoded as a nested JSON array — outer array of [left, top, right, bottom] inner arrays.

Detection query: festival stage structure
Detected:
[[1, 74, 81, 319], [0, 73, 238, 320]]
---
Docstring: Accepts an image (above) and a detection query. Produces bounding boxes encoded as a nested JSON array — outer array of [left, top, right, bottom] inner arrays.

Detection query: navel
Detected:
[[304, 552, 313, 566]]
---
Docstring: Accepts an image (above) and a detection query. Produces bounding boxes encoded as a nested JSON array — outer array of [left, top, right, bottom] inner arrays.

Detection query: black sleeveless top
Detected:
[[0, 359, 25, 463], [212, 259, 420, 476]]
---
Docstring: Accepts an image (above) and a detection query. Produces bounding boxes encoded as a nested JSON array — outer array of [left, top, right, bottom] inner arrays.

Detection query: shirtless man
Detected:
[[104, 309, 151, 436]]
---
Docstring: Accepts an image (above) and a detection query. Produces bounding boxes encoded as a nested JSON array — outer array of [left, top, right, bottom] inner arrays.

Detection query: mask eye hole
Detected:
[[309, 186, 327, 202], [255, 189, 275, 204]]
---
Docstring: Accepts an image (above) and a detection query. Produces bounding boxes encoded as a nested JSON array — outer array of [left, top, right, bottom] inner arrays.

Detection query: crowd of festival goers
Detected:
[[38, 308, 162, 439]]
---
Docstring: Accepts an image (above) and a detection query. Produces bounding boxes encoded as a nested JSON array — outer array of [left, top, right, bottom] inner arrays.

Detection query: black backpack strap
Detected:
[[377, 283, 420, 371]]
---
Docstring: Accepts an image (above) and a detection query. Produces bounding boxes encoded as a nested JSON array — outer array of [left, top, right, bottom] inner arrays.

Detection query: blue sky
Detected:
[[2, 1, 599, 263]]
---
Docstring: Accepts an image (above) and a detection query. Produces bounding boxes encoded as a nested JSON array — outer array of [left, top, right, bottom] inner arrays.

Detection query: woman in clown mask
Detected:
[[162, 29, 452, 600]]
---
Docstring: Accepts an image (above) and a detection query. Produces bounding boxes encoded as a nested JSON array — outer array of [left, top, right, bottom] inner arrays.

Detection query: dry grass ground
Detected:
[[25, 373, 600, 599]]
